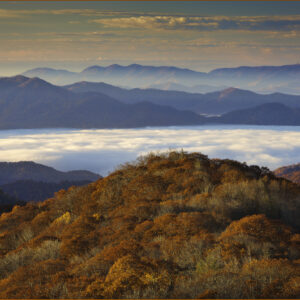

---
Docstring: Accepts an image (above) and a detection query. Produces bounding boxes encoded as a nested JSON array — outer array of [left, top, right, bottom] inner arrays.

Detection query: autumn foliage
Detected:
[[0, 151, 299, 298]]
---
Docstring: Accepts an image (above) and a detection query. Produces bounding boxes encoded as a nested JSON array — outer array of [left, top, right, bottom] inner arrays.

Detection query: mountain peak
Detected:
[[81, 65, 104, 72], [108, 64, 122, 68], [11, 74, 28, 81], [219, 87, 237, 97], [129, 63, 142, 68], [18, 76, 54, 88]]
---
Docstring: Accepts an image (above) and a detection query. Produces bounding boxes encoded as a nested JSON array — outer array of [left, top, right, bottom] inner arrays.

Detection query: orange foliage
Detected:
[[0, 151, 298, 298], [219, 214, 292, 243]]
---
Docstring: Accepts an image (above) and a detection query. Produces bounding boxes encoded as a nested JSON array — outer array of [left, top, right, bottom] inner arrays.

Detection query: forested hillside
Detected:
[[0, 152, 299, 298]]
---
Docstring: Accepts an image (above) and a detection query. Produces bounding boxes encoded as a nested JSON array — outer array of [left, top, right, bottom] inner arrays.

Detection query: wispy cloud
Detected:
[[91, 15, 300, 32], [0, 8, 102, 18], [0, 126, 299, 175], [2, 7, 300, 33], [0, 8, 170, 19]]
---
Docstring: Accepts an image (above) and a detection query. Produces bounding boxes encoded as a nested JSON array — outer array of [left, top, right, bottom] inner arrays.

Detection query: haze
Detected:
[[1, 1, 300, 75]]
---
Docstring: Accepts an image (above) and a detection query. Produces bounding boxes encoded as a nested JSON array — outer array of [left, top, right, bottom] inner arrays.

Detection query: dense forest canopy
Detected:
[[0, 151, 299, 298]]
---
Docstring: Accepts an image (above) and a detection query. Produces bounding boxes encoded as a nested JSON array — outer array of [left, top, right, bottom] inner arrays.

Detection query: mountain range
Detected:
[[0, 74, 300, 128], [65, 81, 300, 115], [0, 75, 206, 129], [22, 63, 300, 94], [23, 64, 204, 88]]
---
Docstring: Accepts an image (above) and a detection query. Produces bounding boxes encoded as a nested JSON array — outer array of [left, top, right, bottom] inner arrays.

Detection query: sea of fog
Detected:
[[0, 125, 300, 175]]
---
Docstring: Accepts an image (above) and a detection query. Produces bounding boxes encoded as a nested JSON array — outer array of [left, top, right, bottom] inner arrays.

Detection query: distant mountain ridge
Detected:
[[0, 161, 101, 205], [1, 179, 93, 202], [1, 75, 300, 128], [65, 81, 300, 115], [0, 161, 100, 185], [23, 63, 300, 94], [0, 75, 207, 129], [210, 63, 300, 77], [23, 63, 205, 87], [216, 103, 300, 125]]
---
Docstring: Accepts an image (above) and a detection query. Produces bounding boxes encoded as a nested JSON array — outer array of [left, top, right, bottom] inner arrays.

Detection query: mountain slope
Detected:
[[274, 163, 300, 184], [147, 82, 227, 93], [217, 102, 300, 125], [0, 151, 298, 298], [0, 188, 24, 214], [1, 180, 92, 202], [0, 76, 206, 129], [0, 161, 100, 209], [0, 161, 100, 185]]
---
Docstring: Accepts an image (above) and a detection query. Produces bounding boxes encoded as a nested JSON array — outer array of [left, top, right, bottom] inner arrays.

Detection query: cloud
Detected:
[[0, 126, 299, 176], [90, 15, 300, 32], [0, 8, 102, 18], [1, 7, 300, 33], [68, 21, 81, 25], [0, 8, 171, 19], [0, 9, 21, 18]]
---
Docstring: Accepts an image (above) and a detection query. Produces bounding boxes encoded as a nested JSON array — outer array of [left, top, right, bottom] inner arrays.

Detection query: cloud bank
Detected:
[[0, 126, 299, 176]]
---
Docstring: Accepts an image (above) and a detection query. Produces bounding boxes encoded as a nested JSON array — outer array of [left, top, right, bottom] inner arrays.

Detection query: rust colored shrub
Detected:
[[220, 214, 292, 243], [85, 254, 172, 299], [241, 258, 299, 298], [60, 215, 98, 258], [0, 151, 298, 298]]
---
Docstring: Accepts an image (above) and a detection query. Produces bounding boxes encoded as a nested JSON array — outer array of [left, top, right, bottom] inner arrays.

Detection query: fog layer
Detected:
[[0, 125, 299, 175]]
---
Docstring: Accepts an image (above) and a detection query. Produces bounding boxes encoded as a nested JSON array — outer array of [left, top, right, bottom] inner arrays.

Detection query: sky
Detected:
[[1, 1, 300, 75], [0, 126, 300, 175]]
